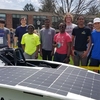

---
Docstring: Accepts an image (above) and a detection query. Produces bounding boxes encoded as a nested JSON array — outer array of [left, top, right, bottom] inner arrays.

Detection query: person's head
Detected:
[[34, 30, 37, 33], [64, 13, 73, 24], [20, 16, 27, 26], [59, 23, 66, 33], [44, 18, 50, 29], [77, 15, 85, 27], [93, 18, 100, 30], [27, 24, 35, 34], [87, 22, 93, 31], [0, 19, 5, 28]]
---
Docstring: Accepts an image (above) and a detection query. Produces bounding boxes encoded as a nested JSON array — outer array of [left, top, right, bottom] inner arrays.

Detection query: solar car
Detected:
[[0, 48, 100, 100]]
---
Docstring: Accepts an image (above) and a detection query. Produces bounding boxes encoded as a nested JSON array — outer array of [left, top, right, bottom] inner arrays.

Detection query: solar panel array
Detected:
[[0, 66, 100, 100]]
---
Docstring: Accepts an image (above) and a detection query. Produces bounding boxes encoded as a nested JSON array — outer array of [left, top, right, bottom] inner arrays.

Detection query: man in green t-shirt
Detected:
[[21, 24, 40, 59]]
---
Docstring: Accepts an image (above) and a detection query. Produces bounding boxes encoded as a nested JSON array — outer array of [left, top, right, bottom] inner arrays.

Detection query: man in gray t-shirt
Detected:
[[40, 18, 56, 60], [0, 19, 10, 48]]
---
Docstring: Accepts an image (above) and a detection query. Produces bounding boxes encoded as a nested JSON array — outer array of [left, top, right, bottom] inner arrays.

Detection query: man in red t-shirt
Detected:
[[53, 23, 72, 63]]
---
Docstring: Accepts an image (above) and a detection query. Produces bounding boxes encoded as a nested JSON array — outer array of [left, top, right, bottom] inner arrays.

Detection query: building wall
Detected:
[[28, 15, 33, 24], [0, 9, 64, 29], [6, 14, 12, 28]]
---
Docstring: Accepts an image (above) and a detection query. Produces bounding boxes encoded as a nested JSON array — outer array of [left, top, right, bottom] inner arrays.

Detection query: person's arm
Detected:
[[14, 37, 18, 47], [71, 35, 75, 49], [71, 28, 76, 55], [63, 34, 72, 63], [71, 35, 75, 55], [7, 33, 11, 48], [14, 28, 18, 47], [22, 44, 25, 51], [35, 45, 40, 59], [35, 35, 40, 59], [67, 42, 72, 58], [87, 36, 92, 53], [53, 41, 57, 47], [21, 35, 25, 51], [63, 42, 71, 63], [51, 30, 56, 56], [39, 30, 42, 57], [82, 36, 92, 58]]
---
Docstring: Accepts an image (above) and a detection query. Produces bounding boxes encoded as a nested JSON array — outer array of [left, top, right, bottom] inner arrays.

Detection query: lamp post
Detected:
[[37, 20, 41, 34]]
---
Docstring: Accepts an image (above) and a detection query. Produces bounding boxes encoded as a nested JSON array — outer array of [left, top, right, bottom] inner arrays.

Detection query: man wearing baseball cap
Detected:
[[89, 18, 100, 69]]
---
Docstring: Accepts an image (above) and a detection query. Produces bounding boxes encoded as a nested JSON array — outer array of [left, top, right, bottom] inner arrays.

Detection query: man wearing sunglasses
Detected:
[[53, 23, 72, 63]]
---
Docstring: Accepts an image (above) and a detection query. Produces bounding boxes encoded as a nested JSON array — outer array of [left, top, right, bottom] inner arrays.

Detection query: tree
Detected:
[[23, 3, 35, 11], [39, 0, 98, 17], [86, 5, 100, 15], [39, 0, 55, 12]]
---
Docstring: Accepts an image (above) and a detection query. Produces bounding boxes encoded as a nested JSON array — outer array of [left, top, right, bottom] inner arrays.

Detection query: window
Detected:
[[12, 14, 27, 29], [33, 15, 47, 29], [0, 14, 6, 19], [52, 16, 63, 29]]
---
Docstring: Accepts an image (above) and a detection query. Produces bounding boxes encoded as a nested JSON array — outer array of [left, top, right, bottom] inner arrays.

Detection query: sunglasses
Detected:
[[59, 25, 65, 28]]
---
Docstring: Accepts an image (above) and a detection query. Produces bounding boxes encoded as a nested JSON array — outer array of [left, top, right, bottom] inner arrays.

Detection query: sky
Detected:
[[0, 0, 40, 11]]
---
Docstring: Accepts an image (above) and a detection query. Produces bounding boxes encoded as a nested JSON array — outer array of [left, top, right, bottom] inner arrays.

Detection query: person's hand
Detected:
[[51, 51, 54, 56], [81, 51, 88, 58], [40, 51, 42, 57], [72, 50, 75, 56], [63, 57, 70, 63], [53, 43, 58, 47]]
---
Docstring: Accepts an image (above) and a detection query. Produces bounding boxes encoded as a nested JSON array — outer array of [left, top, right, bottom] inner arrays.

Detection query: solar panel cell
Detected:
[[0, 65, 100, 99]]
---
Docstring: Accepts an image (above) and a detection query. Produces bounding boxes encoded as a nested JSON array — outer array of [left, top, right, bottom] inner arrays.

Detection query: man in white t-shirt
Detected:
[[64, 13, 77, 63], [64, 13, 77, 36]]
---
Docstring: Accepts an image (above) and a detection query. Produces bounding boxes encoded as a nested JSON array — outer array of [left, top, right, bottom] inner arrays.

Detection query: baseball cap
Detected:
[[0, 18, 5, 24], [88, 22, 92, 25], [93, 18, 100, 23]]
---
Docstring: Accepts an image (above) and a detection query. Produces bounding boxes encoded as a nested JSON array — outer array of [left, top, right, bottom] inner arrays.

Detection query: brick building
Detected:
[[0, 9, 63, 29]]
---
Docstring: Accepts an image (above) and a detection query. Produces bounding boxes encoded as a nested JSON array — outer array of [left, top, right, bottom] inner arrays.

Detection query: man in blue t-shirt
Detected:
[[90, 18, 100, 66], [14, 16, 27, 48], [0, 19, 11, 48]]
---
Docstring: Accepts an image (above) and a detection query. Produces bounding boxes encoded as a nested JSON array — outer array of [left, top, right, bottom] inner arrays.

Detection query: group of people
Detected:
[[0, 13, 100, 69]]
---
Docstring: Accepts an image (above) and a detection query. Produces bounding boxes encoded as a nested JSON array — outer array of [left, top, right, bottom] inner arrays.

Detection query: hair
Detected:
[[45, 18, 50, 22], [28, 24, 35, 29], [0, 18, 5, 24], [59, 23, 66, 28], [77, 15, 85, 20], [20, 16, 27, 21], [64, 13, 73, 22]]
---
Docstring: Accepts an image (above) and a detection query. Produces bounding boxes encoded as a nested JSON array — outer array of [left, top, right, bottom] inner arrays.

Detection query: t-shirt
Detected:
[[72, 26, 91, 51], [54, 32, 72, 54], [0, 27, 10, 48], [91, 30, 100, 60], [40, 27, 56, 51], [21, 33, 40, 55], [65, 23, 77, 36], [15, 25, 28, 48]]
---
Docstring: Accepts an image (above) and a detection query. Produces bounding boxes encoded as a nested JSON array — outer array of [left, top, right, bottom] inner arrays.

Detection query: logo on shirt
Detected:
[[82, 31, 86, 34]]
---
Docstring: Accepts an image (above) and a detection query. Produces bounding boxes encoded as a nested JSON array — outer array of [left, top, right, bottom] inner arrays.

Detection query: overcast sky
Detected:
[[0, 0, 40, 10]]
